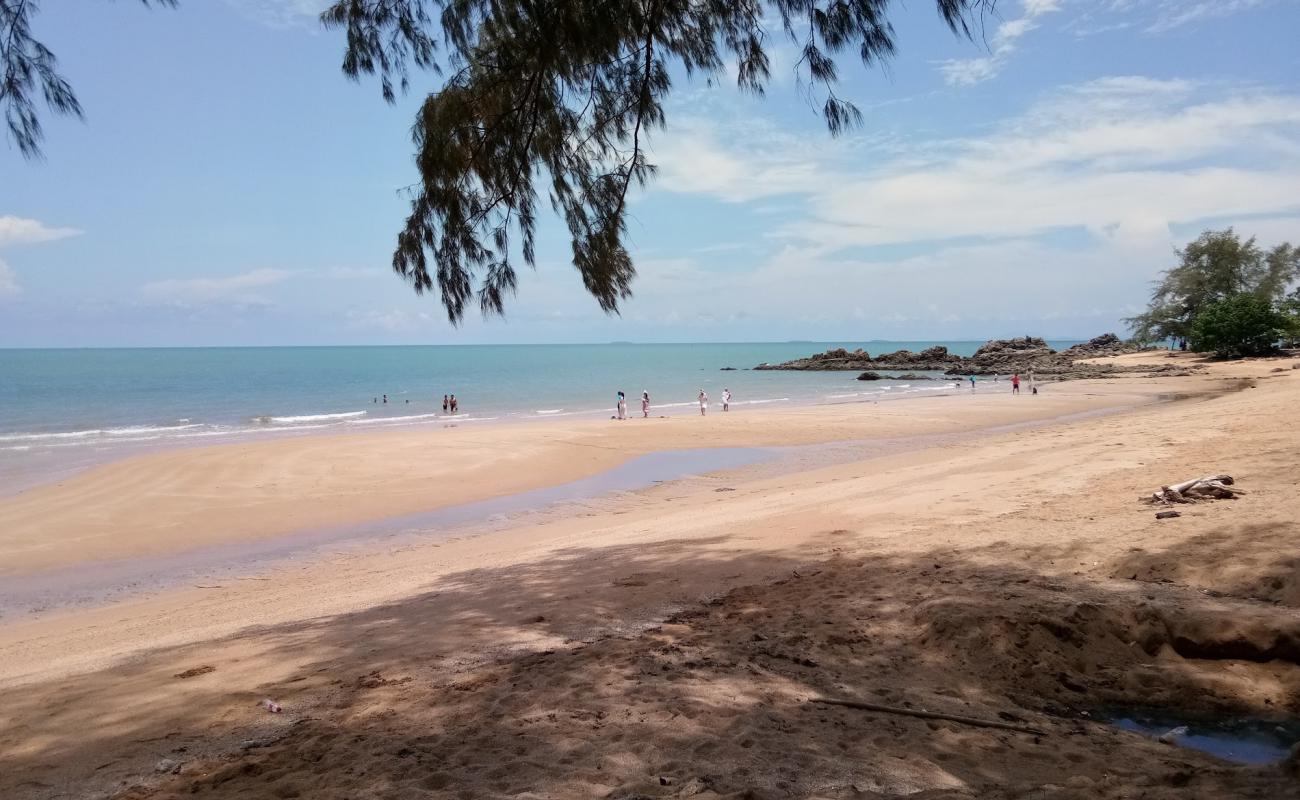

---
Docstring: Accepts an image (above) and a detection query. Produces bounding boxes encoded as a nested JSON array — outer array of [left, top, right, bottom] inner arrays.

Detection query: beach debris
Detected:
[[1157, 725, 1190, 744], [154, 758, 183, 774], [174, 665, 215, 679], [1155, 510, 1182, 520], [1143, 474, 1244, 505], [811, 697, 1048, 736], [259, 698, 283, 713]]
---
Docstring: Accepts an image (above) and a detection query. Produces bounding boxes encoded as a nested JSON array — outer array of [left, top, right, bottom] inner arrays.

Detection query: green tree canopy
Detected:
[[1126, 229, 1299, 344], [1189, 294, 1288, 358]]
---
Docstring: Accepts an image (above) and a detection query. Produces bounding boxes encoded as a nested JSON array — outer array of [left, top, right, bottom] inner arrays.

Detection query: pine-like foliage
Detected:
[[0, 1, 177, 158], [1126, 229, 1299, 344], [323, 0, 991, 322]]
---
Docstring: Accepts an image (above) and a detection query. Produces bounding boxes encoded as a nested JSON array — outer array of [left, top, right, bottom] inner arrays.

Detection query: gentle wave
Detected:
[[0, 423, 202, 444], [261, 411, 367, 425], [348, 412, 444, 426], [535, 409, 564, 415]]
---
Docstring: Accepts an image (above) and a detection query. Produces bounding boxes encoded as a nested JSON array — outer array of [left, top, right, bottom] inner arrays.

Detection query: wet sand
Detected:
[[2, 352, 1298, 799]]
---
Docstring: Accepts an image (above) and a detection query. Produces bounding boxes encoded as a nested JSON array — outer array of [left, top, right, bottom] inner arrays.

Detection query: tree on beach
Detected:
[[0, 1, 177, 158], [1126, 229, 1299, 345], [1189, 294, 1288, 358]]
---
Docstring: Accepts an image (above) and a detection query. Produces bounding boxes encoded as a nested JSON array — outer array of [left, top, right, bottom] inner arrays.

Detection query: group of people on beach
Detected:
[[614, 388, 731, 419], [956, 373, 1037, 395]]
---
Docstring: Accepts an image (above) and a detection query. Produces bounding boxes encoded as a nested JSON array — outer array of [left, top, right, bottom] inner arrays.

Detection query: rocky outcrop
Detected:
[[1062, 333, 1141, 358], [755, 334, 1185, 381]]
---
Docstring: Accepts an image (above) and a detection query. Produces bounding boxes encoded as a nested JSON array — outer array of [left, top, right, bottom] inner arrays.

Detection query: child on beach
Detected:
[[698, 389, 708, 416], [722, 388, 731, 412], [641, 391, 650, 418], [1011, 374, 1020, 394]]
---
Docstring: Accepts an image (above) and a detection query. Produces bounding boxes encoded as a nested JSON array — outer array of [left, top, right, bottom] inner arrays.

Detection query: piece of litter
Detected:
[[259, 698, 282, 713], [1157, 725, 1189, 744]]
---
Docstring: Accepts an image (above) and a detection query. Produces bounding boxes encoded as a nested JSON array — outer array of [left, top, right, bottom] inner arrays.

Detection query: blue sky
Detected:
[[2, 0, 1298, 346]]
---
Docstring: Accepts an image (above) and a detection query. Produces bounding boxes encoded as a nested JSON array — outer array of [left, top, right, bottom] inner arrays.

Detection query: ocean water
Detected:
[[0, 341, 1078, 487]]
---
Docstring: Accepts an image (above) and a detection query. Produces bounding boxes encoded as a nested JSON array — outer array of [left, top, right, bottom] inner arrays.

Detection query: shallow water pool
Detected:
[[1106, 709, 1300, 765]]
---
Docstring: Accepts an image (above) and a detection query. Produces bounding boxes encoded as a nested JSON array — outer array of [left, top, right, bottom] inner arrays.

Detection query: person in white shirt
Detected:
[[698, 389, 708, 416], [722, 388, 731, 412]]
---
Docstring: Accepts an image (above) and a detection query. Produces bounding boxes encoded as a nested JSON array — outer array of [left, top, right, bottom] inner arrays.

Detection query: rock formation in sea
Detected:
[[755, 334, 1186, 381]]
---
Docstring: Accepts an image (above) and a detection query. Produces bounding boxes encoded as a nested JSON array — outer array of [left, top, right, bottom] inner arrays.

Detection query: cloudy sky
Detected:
[[3, 0, 1298, 346]]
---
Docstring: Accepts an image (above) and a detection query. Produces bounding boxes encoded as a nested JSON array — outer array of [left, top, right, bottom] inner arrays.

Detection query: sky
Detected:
[[2, 0, 1299, 346]]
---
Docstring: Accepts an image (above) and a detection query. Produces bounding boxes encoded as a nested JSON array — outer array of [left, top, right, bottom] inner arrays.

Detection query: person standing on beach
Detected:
[[722, 388, 731, 412], [616, 391, 627, 420], [450, 394, 458, 413], [442, 394, 449, 413], [968, 375, 976, 391], [641, 390, 650, 418], [698, 389, 708, 416], [1011, 374, 1020, 394]]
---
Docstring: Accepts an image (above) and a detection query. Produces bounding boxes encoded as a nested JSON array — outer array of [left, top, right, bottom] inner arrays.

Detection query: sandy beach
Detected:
[[2, 352, 1298, 799]]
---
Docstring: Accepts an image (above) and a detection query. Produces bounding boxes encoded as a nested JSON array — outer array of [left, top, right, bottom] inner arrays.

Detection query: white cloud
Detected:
[[656, 77, 1300, 253], [140, 268, 295, 307], [0, 258, 19, 298], [345, 307, 436, 333], [223, 0, 331, 29], [324, 266, 384, 280], [937, 0, 1063, 86], [1069, 0, 1277, 36], [649, 117, 826, 202], [1148, 0, 1271, 32], [0, 216, 82, 248]]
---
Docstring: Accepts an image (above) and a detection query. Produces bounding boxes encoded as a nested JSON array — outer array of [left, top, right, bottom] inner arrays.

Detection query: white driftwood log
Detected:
[[1144, 474, 1243, 505]]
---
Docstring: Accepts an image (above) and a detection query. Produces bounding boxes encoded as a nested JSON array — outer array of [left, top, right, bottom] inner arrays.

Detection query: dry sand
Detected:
[[1, 351, 1298, 799]]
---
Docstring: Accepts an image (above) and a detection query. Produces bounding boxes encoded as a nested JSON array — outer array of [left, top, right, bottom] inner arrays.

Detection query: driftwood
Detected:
[[1143, 474, 1244, 505], [810, 697, 1047, 736], [1154, 510, 1181, 520]]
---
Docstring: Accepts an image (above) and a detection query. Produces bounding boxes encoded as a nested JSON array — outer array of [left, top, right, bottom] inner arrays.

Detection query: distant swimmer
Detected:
[[641, 390, 650, 418], [450, 394, 458, 413], [722, 388, 731, 412], [699, 389, 708, 416], [443, 394, 449, 413], [616, 390, 627, 420], [383, 394, 388, 404]]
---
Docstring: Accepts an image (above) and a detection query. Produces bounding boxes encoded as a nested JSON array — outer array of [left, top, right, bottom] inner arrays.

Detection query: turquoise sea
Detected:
[[0, 341, 1079, 486]]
